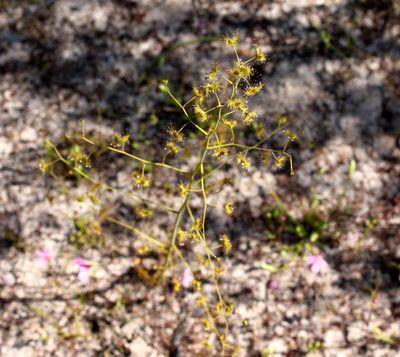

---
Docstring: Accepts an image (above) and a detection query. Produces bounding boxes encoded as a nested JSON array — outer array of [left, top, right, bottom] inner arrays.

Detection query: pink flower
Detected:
[[73, 257, 91, 283], [181, 269, 193, 288], [306, 253, 328, 274], [35, 246, 51, 267], [267, 279, 279, 290]]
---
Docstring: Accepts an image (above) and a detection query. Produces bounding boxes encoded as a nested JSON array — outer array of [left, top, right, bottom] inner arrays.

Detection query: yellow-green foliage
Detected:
[[69, 215, 104, 248], [41, 34, 296, 355]]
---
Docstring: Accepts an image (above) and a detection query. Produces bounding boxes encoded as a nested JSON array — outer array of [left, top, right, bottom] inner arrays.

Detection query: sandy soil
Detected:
[[1, 0, 399, 356]]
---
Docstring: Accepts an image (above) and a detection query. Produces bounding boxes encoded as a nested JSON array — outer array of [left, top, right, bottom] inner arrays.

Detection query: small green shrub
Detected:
[[41, 34, 297, 355], [69, 215, 104, 248], [265, 205, 328, 254]]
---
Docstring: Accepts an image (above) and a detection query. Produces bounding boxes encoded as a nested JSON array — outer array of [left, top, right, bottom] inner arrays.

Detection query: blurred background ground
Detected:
[[0, 0, 399, 356]]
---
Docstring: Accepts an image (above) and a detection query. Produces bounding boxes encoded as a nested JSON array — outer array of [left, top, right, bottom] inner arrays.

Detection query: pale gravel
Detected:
[[1, 0, 399, 356]]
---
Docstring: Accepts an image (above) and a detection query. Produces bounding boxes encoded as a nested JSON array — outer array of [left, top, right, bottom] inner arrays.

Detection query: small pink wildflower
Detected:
[[306, 253, 328, 274], [267, 279, 279, 290], [73, 257, 91, 283], [181, 268, 193, 288], [35, 246, 51, 267]]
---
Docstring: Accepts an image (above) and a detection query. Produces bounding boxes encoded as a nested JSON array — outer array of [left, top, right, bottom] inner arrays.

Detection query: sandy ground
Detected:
[[1, 0, 399, 356]]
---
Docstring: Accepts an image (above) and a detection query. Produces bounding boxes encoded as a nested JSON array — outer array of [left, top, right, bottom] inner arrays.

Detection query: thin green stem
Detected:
[[106, 217, 166, 250], [80, 136, 189, 174], [164, 88, 208, 135]]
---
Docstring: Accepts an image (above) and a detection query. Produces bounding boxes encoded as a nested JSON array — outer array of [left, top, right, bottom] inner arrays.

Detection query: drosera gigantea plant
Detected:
[[41, 34, 297, 355]]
